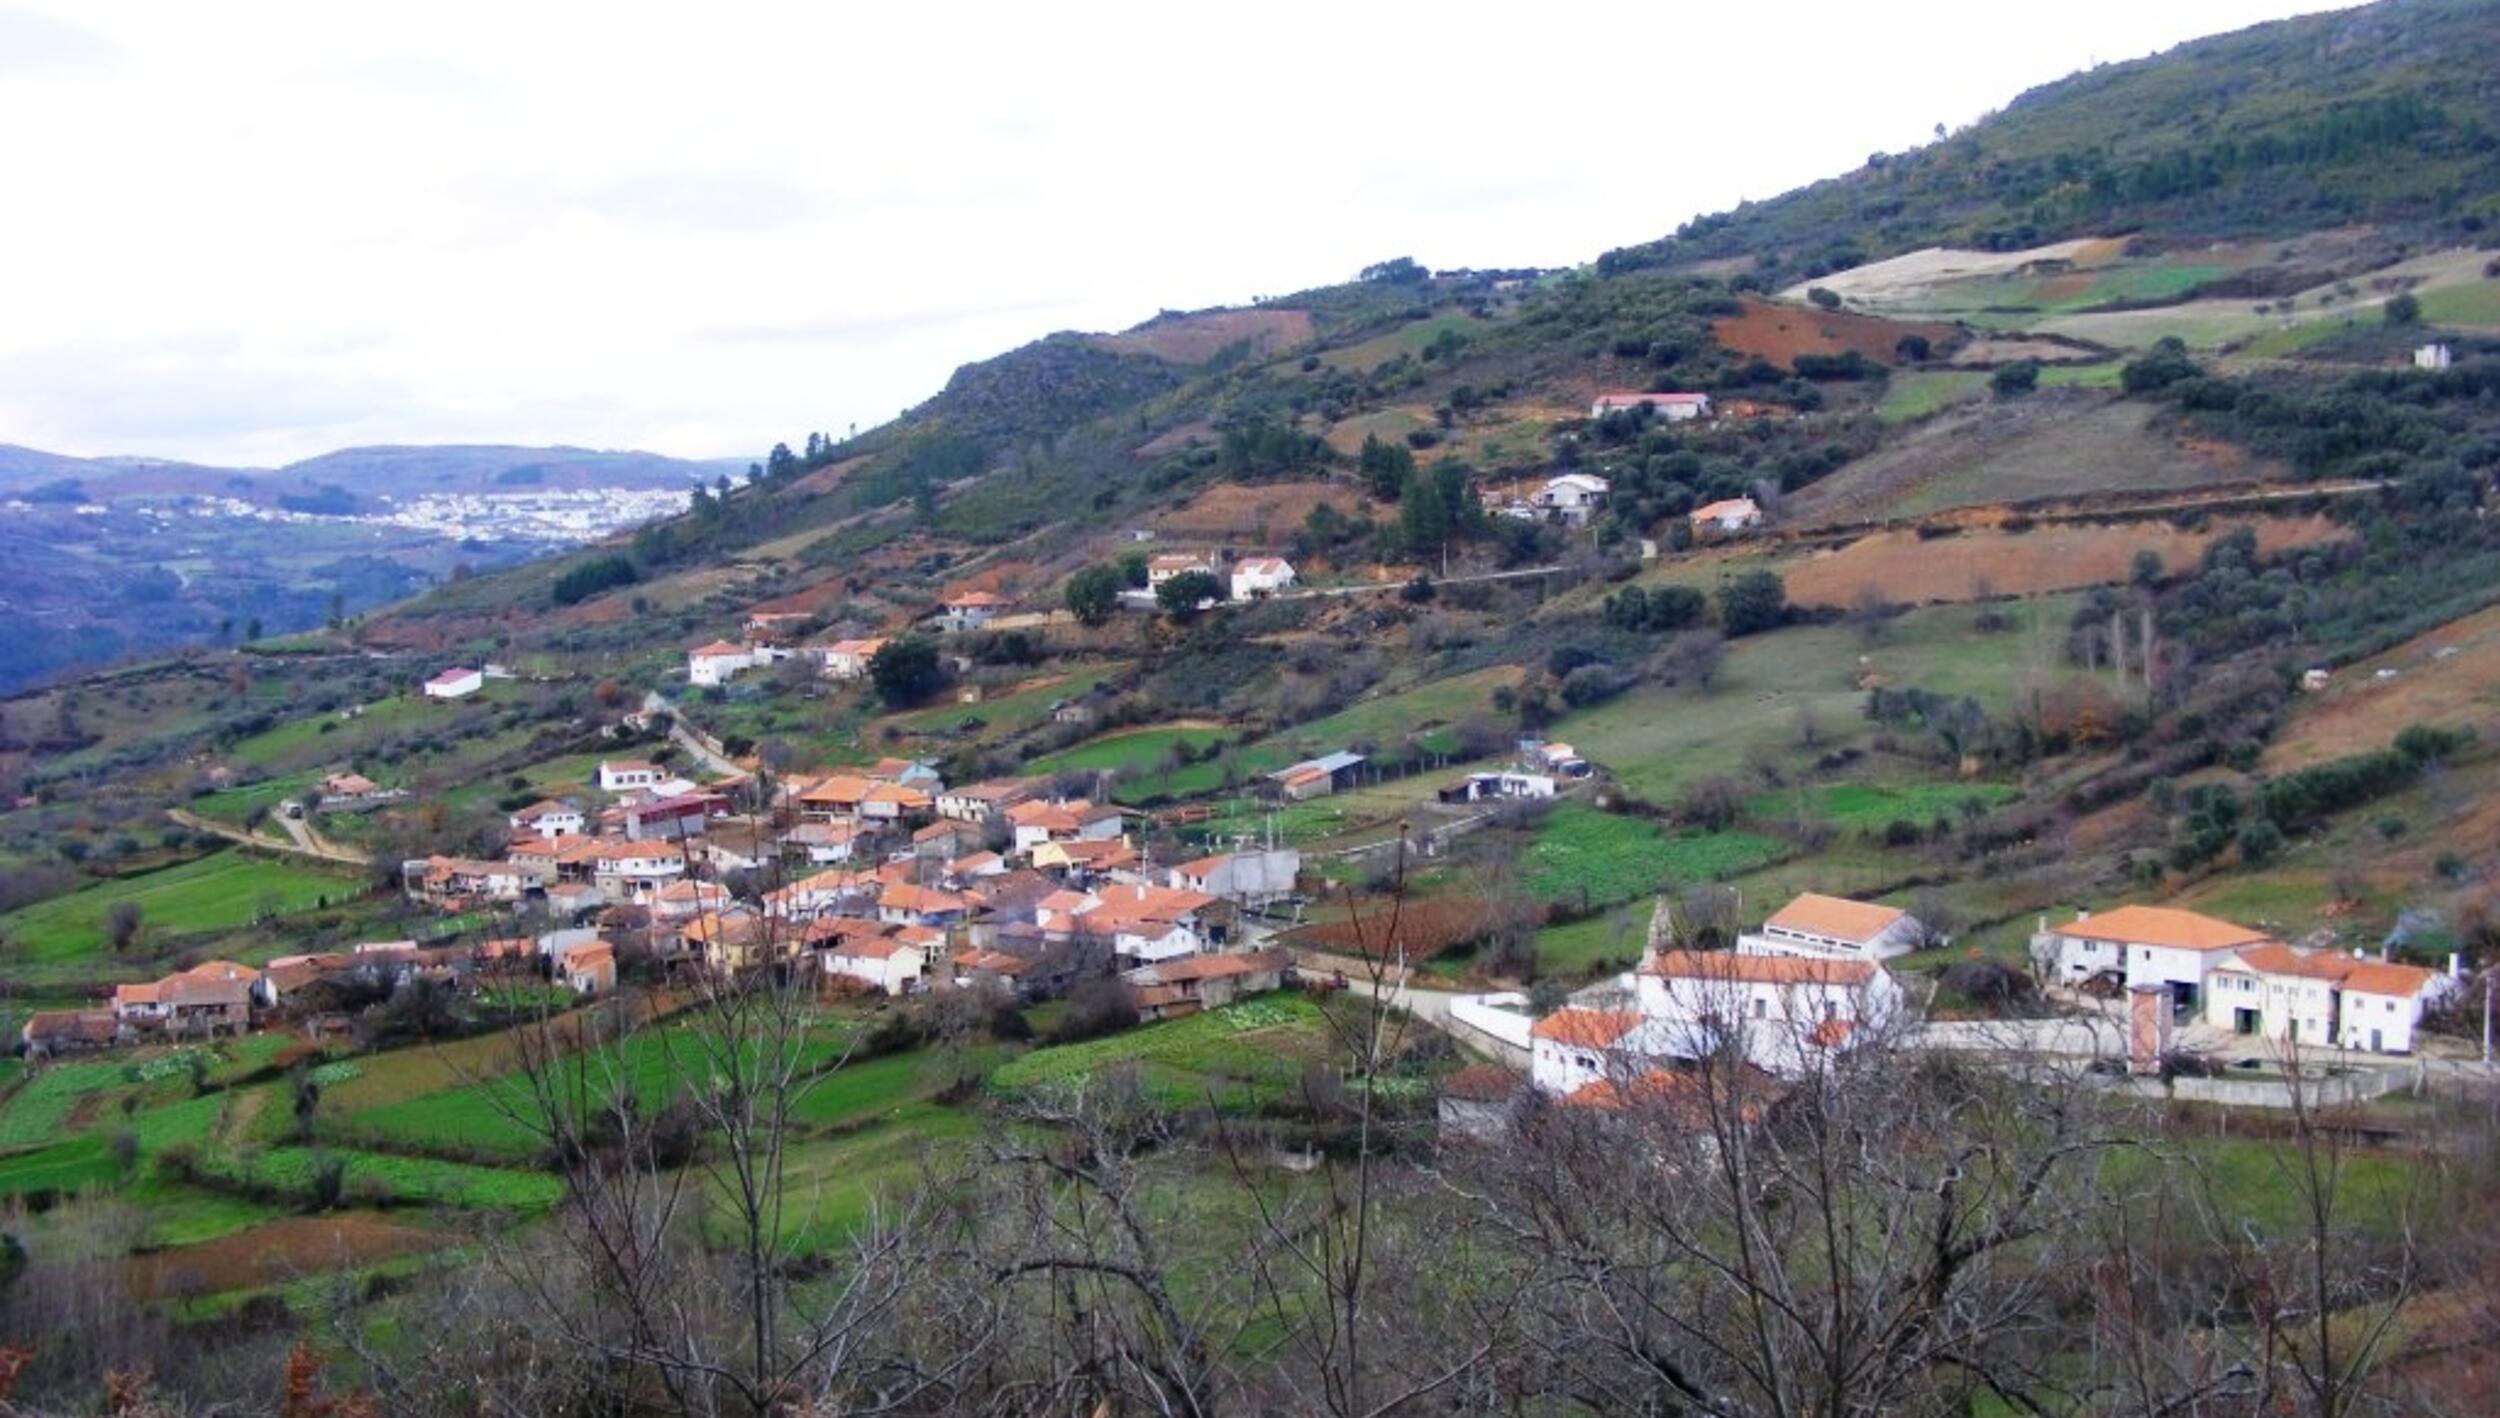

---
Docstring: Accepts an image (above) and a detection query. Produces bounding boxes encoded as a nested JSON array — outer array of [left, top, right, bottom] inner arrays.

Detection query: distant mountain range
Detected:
[[0, 441, 746, 694], [0, 442, 741, 507]]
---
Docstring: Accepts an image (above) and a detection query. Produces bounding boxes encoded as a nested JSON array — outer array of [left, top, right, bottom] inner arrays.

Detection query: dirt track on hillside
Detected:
[[1783, 513, 2349, 608], [1711, 297, 1958, 366], [126, 1214, 442, 1300]]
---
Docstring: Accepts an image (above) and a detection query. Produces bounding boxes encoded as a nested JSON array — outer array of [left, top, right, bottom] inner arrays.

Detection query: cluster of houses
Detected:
[[30, 750, 1317, 1057], [2031, 905, 2458, 1054], [19, 938, 589, 1058], [1493, 469, 1759, 538], [1489, 894, 2461, 1125], [410, 752, 1309, 1007], [1134, 553, 1298, 605]]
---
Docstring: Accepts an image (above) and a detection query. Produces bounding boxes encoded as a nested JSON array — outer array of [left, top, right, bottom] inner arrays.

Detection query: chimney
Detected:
[[2451, 952, 2463, 979], [2127, 986, 2171, 1077]]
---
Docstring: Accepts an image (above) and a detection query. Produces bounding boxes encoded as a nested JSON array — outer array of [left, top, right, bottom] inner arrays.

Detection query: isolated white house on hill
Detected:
[[1532, 473, 1611, 524], [1229, 556, 1296, 600], [1146, 554, 1215, 587], [687, 641, 755, 687], [423, 667, 483, 699], [817, 637, 886, 680], [1690, 496, 1763, 534], [1590, 391, 1712, 422]]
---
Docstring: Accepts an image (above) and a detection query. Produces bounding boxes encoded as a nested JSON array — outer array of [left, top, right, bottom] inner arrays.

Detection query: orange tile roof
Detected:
[[1529, 1008, 1641, 1047], [2344, 960, 2441, 996], [1561, 1066, 1777, 1124], [2057, 906, 2271, 953], [1646, 951, 1877, 986], [2220, 943, 2441, 997], [691, 640, 748, 657], [880, 883, 968, 914], [1765, 893, 1905, 944], [1690, 497, 1759, 522], [800, 774, 874, 804]]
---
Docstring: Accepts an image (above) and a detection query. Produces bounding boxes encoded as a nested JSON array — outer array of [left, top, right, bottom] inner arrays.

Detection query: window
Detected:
[[1751, 998, 1767, 1019]]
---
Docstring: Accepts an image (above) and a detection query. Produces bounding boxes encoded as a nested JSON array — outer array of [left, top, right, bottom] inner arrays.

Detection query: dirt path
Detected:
[[167, 808, 371, 867], [125, 1213, 442, 1301]]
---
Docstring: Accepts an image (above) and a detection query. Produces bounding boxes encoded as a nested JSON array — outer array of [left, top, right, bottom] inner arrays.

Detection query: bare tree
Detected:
[[1466, 1030, 2122, 1416]]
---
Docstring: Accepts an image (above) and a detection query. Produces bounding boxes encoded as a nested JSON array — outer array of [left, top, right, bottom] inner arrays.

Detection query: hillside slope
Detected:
[[1602, 0, 2500, 278]]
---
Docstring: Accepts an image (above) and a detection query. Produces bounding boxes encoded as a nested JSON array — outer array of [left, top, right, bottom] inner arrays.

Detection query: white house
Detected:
[[1746, 893, 1926, 962], [1146, 554, 1215, 588], [687, 640, 755, 687], [1168, 847, 1301, 907], [939, 591, 1006, 631], [818, 637, 886, 680], [1531, 473, 1611, 525], [936, 776, 1041, 824], [2414, 342, 2453, 371], [1078, 883, 1221, 965], [1689, 496, 1763, 535], [599, 759, 666, 793], [2204, 943, 2450, 1054], [508, 799, 585, 840], [1229, 556, 1297, 600], [2031, 905, 2273, 1013], [823, 938, 928, 995], [588, 840, 689, 899], [1528, 1008, 1644, 1097], [787, 821, 866, 865], [1635, 949, 1903, 1077], [651, 879, 734, 922], [423, 667, 483, 700], [1590, 391, 1712, 422], [1439, 770, 1556, 804]]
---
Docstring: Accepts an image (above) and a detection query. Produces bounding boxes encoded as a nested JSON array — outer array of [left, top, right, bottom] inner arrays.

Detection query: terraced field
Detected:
[[0, 850, 365, 962]]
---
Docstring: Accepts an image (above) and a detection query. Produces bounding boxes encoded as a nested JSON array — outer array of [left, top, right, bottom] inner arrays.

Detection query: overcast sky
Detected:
[[0, 1, 2359, 468]]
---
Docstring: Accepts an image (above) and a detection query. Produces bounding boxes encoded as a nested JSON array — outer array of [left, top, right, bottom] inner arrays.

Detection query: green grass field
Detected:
[[989, 995, 1326, 1112], [1138, 666, 1519, 802], [1746, 780, 2016, 833], [1029, 725, 1229, 781], [1521, 804, 1783, 910], [2418, 278, 2500, 329], [187, 772, 319, 826], [884, 663, 1125, 744], [200, 1144, 564, 1210], [1531, 909, 1652, 976], [226, 692, 441, 769], [0, 851, 363, 961], [342, 1016, 862, 1160], [1556, 601, 2070, 805]]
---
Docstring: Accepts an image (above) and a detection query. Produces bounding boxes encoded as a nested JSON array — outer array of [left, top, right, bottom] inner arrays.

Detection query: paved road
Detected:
[[642, 691, 746, 776], [1285, 947, 1531, 1069], [1273, 564, 1562, 602]]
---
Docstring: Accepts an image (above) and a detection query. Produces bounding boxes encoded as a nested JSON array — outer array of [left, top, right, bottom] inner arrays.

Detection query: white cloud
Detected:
[[0, 6, 116, 75], [0, 0, 2363, 465]]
